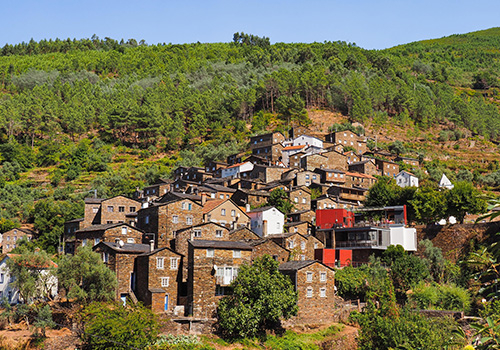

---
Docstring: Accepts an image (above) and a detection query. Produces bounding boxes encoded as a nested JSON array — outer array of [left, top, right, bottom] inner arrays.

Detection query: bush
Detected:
[[409, 282, 439, 310], [335, 265, 369, 300], [438, 284, 471, 312], [80, 302, 159, 350]]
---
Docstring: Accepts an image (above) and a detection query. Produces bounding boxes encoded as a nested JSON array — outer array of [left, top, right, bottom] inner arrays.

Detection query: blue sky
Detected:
[[2, 0, 499, 49]]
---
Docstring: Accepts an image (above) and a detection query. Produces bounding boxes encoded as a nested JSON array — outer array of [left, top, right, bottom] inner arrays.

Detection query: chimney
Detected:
[[263, 220, 267, 237], [201, 193, 207, 206], [150, 240, 154, 252]]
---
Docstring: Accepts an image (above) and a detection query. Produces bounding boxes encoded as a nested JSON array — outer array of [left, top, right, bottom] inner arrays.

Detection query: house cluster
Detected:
[[1, 129, 421, 325]]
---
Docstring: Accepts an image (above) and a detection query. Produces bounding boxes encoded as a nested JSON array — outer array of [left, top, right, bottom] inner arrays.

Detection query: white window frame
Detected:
[[221, 209, 226, 216], [320, 288, 326, 298], [215, 230, 223, 238], [172, 215, 179, 224], [306, 287, 313, 298], [170, 257, 178, 270], [320, 272, 327, 282], [207, 248, 214, 257], [233, 249, 241, 258], [161, 277, 170, 287], [157, 257, 164, 269], [306, 272, 313, 282], [193, 229, 201, 238]]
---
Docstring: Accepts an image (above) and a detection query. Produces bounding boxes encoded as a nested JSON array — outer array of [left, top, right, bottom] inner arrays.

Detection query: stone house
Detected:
[[251, 144, 284, 164], [135, 247, 184, 314], [278, 260, 336, 324], [348, 160, 379, 177], [294, 170, 321, 187], [247, 206, 285, 237], [137, 198, 203, 248], [326, 185, 367, 204], [2, 228, 35, 254], [228, 227, 261, 241], [345, 172, 377, 189], [202, 184, 236, 200], [312, 195, 353, 211], [375, 159, 400, 178], [248, 239, 290, 263], [202, 199, 250, 230], [289, 151, 306, 169], [288, 210, 315, 225], [205, 161, 228, 178], [344, 151, 361, 165], [282, 145, 306, 167], [249, 132, 285, 151], [137, 179, 173, 201], [187, 240, 253, 318], [230, 189, 270, 208], [284, 221, 311, 236], [288, 187, 312, 212], [313, 168, 346, 185], [249, 164, 287, 183], [85, 195, 141, 227], [395, 156, 419, 168], [226, 152, 245, 166], [63, 218, 83, 254], [73, 223, 144, 250], [269, 232, 313, 261], [300, 153, 329, 172], [321, 150, 348, 171], [325, 130, 366, 154], [174, 223, 231, 280], [93, 241, 150, 303]]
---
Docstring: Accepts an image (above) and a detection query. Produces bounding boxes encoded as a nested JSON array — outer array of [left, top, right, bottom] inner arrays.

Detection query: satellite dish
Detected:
[[119, 240, 124, 247]]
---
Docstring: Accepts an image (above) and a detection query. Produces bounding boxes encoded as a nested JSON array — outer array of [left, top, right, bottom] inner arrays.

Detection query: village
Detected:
[[0, 126, 432, 333]]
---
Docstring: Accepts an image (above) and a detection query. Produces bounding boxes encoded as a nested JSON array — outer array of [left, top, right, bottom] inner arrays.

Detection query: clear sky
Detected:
[[2, 0, 499, 50]]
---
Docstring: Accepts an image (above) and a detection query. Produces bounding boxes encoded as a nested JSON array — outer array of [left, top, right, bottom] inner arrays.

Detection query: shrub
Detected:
[[438, 284, 471, 312], [409, 282, 439, 309]]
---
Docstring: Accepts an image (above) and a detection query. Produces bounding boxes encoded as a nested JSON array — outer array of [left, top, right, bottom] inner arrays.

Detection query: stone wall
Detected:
[[100, 196, 140, 225], [251, 240, 290, 263]]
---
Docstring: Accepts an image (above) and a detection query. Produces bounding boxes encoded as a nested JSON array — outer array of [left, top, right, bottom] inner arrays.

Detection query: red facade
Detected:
[[315, 209, 354, 229]]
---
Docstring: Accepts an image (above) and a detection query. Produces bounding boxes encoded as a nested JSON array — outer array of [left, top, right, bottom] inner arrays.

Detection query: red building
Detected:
[[315, 209, 354, 230]]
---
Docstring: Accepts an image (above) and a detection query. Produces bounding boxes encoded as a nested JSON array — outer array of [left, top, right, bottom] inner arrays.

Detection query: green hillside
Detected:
[[0, 30, 499, 252]]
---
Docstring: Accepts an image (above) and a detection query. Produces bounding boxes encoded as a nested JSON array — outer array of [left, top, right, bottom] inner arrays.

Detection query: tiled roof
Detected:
[[345, 172, 376, 179], [282, 145, 305, 151], [202, 199, 225, 214]]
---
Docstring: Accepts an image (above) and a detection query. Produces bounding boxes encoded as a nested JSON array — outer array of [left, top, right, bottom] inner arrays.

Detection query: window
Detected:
[[94, 238, 101, 245], [320, 288, 326, 298], [231, 210, 236, 217], [145, 216, 150, 224], [92, 207, 99, 213], [118, 206, 125, 212], [193, 229, 201, 238], [207, 248, 214, 257], [161, 277, 170, 287], [219, 194, 224, 199], [103, 252, 109, 263], [288, 240, 295, 249], [301, 241, 306, 250], [233, 250, 241, 258], [0, 274, 3, 283], [157, 258, 164, 269], [6, 236, 9, 241], [306, 272, 313, 282], [188, 203, 192, 210], [306, 288, 313, 298], [215, 230, 223, 238], [305, 174, 310, 180], [320, 272, 327, 282], [170, 258, 178, 270], [130, 207, 136, 212], [172, 215, 179, 223], [127, 238, 135, 243], [107, 206, 114, 212], [121, 226, 127, 235], [301, 255, 306, 261], [314, 242, 318, 249], [107, 221, 113, 224], [221, 209, 226, 216], [302, 198, 306, 204], [181, 202, 187, 210], [186, 216, 193, 225], [294, 197, 298, 203]]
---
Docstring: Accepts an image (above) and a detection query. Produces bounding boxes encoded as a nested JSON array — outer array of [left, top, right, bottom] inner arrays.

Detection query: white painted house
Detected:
[[247, 206, 285, 237], [395, 171, 419, 188], [220, 161, 254, 179], [0, 254, 58, 304], [292, 135, 324, 149]]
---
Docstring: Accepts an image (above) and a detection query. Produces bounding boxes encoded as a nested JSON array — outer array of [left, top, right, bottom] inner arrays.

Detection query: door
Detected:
[[164, 294, 169, 312], [224, 267, 232, 285], [120, 294, 127, 306]]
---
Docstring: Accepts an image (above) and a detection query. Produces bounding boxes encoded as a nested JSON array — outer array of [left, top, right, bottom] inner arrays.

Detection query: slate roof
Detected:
[[189, 240, 253, 250], [96, 242, 150, 254], [278, 260, 317, 271]]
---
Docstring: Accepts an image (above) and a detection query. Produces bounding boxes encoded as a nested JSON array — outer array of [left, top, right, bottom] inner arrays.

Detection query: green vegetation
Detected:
[[217, 255, 298, 338]]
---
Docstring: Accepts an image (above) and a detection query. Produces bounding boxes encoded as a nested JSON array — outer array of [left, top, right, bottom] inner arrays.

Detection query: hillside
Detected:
[[0, 29, 499, 253]]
